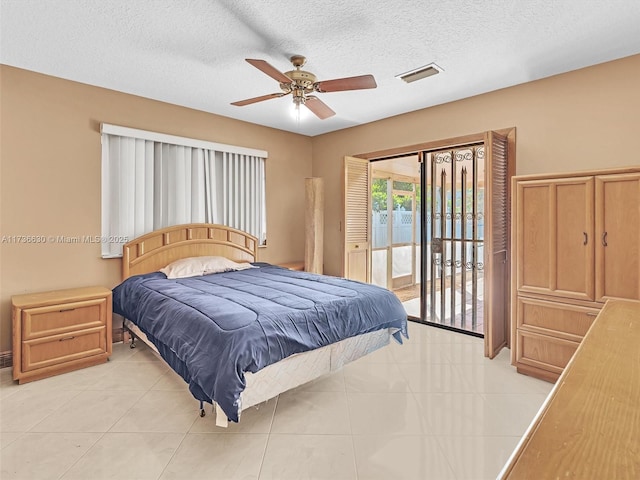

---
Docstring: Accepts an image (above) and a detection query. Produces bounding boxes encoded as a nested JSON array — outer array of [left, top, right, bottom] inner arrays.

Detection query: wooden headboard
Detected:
[[122, 223, 258, 280]]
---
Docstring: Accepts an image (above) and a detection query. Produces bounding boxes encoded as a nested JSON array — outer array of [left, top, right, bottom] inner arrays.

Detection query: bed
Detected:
[[112, 223, 408, 426]]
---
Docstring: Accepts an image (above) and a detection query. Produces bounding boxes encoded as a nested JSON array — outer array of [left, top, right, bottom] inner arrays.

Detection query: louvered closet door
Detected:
[[484, 131, 509, 358], [343, 156, 371, 282]]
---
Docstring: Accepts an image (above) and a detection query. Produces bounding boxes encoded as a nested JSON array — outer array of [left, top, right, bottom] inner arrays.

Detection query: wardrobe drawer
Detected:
[[516, 330, 580, 375], [517, 297, 599, 341]]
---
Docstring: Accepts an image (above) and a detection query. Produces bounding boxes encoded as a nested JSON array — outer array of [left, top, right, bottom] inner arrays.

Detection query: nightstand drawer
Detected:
[[277, 261, 305, 271], [22, 298, 107, 340], [22, 326, 107, 372]]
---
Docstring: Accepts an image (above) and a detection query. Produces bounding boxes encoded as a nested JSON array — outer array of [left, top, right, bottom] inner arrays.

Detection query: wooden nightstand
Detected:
[[277, 261, 305, 271], [12, 286, 112, 384]]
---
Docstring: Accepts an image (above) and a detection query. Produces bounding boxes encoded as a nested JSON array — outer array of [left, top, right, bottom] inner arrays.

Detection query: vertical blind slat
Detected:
[[101, 133, 266, 257]]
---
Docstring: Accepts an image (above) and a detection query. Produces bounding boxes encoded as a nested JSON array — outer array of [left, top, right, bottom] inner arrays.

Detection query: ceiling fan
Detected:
[[231, 55, 377, 120]]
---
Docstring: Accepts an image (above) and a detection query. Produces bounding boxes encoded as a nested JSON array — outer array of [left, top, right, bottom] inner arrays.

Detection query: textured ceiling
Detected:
[[2, 0, 640, 136]]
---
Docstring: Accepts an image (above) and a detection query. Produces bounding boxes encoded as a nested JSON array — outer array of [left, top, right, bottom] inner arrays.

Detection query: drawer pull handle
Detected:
[[602, 232, 608, 247], [583, 232, 588, 245], [59, 336, 75, 341], [59, 308, 76, 312], [586, 313, 598, 317]]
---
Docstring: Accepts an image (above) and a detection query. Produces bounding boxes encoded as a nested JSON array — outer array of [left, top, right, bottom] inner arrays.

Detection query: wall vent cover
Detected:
[[396, 63, 443, 83]]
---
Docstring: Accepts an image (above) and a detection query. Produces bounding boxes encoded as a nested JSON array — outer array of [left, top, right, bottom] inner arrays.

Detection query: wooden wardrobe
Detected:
[[511, 166, 640, 381]]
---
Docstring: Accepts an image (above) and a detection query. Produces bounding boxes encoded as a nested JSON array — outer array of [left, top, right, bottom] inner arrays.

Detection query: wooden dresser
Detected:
[[12, 286, 112, 383], [500, 299, 640, 478], [511, 167, 640, 381]]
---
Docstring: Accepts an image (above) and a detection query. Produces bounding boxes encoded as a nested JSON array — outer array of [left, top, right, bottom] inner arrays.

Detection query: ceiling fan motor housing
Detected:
[[281, 69, 317, 94]]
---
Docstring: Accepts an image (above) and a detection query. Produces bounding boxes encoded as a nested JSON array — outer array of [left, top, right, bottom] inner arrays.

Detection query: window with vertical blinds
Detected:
[[101, 124, 267, 258]]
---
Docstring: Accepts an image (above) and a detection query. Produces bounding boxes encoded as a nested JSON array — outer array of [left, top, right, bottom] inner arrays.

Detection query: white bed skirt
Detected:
[[123, 319, 394, 426]]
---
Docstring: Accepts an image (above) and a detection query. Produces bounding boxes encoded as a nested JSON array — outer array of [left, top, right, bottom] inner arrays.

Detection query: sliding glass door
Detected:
[[420, 146, 485, 335]]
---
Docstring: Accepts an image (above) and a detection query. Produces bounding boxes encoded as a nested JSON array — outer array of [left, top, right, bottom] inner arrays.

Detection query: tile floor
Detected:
[[0, 322, 553, 480]]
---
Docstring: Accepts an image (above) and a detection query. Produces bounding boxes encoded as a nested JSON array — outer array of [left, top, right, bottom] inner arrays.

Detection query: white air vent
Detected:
[[395, 63, 443, 83]]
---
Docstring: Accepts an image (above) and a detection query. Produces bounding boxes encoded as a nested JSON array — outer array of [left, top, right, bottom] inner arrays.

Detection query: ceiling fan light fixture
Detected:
[[395, 63, 443, 83], [292, 89, 304, 112], [291, 95, 306, 122]]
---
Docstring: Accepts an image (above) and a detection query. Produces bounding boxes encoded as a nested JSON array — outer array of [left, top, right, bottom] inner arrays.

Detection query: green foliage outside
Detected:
[[373, 178, 483, 214], [372, 178, 422, 212]]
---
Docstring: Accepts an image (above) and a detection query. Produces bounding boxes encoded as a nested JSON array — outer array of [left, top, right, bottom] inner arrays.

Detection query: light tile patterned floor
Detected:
[[0, 322, 553, 480]]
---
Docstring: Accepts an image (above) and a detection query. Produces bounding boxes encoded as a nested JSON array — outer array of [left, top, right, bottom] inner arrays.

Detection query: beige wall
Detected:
[[2, 54, 639, 351], [311, 54, 640, 277], [0, 66, 313, 351]]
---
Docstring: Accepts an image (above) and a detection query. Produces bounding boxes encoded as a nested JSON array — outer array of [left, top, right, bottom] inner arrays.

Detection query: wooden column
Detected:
[[305, 177, 324, 274]]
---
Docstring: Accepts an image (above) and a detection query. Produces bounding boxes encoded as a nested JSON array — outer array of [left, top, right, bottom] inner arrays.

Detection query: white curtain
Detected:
[[101, 134, 266, 258], [219, 152, 266, 242]]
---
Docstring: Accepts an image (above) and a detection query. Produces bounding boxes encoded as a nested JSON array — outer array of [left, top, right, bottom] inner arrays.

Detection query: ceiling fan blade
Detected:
[[245, 59, 291, 84], [304, 96, 336, 119], [231, 92, 285, 106], [315, 74, 377, 93]]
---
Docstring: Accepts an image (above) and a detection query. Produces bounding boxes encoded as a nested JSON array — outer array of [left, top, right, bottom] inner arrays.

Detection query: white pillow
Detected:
[[160, 256, 255, 279]]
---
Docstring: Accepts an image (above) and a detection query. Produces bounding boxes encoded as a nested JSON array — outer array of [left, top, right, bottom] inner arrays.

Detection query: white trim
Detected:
[[100, 123, 268, 158]]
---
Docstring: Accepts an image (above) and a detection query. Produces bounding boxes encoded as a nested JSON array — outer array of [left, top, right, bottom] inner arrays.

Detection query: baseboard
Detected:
[[0, 351, 13, 369]]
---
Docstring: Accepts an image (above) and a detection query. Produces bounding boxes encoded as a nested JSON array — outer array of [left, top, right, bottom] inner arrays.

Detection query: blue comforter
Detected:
[[112, 264, 407, 422]]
